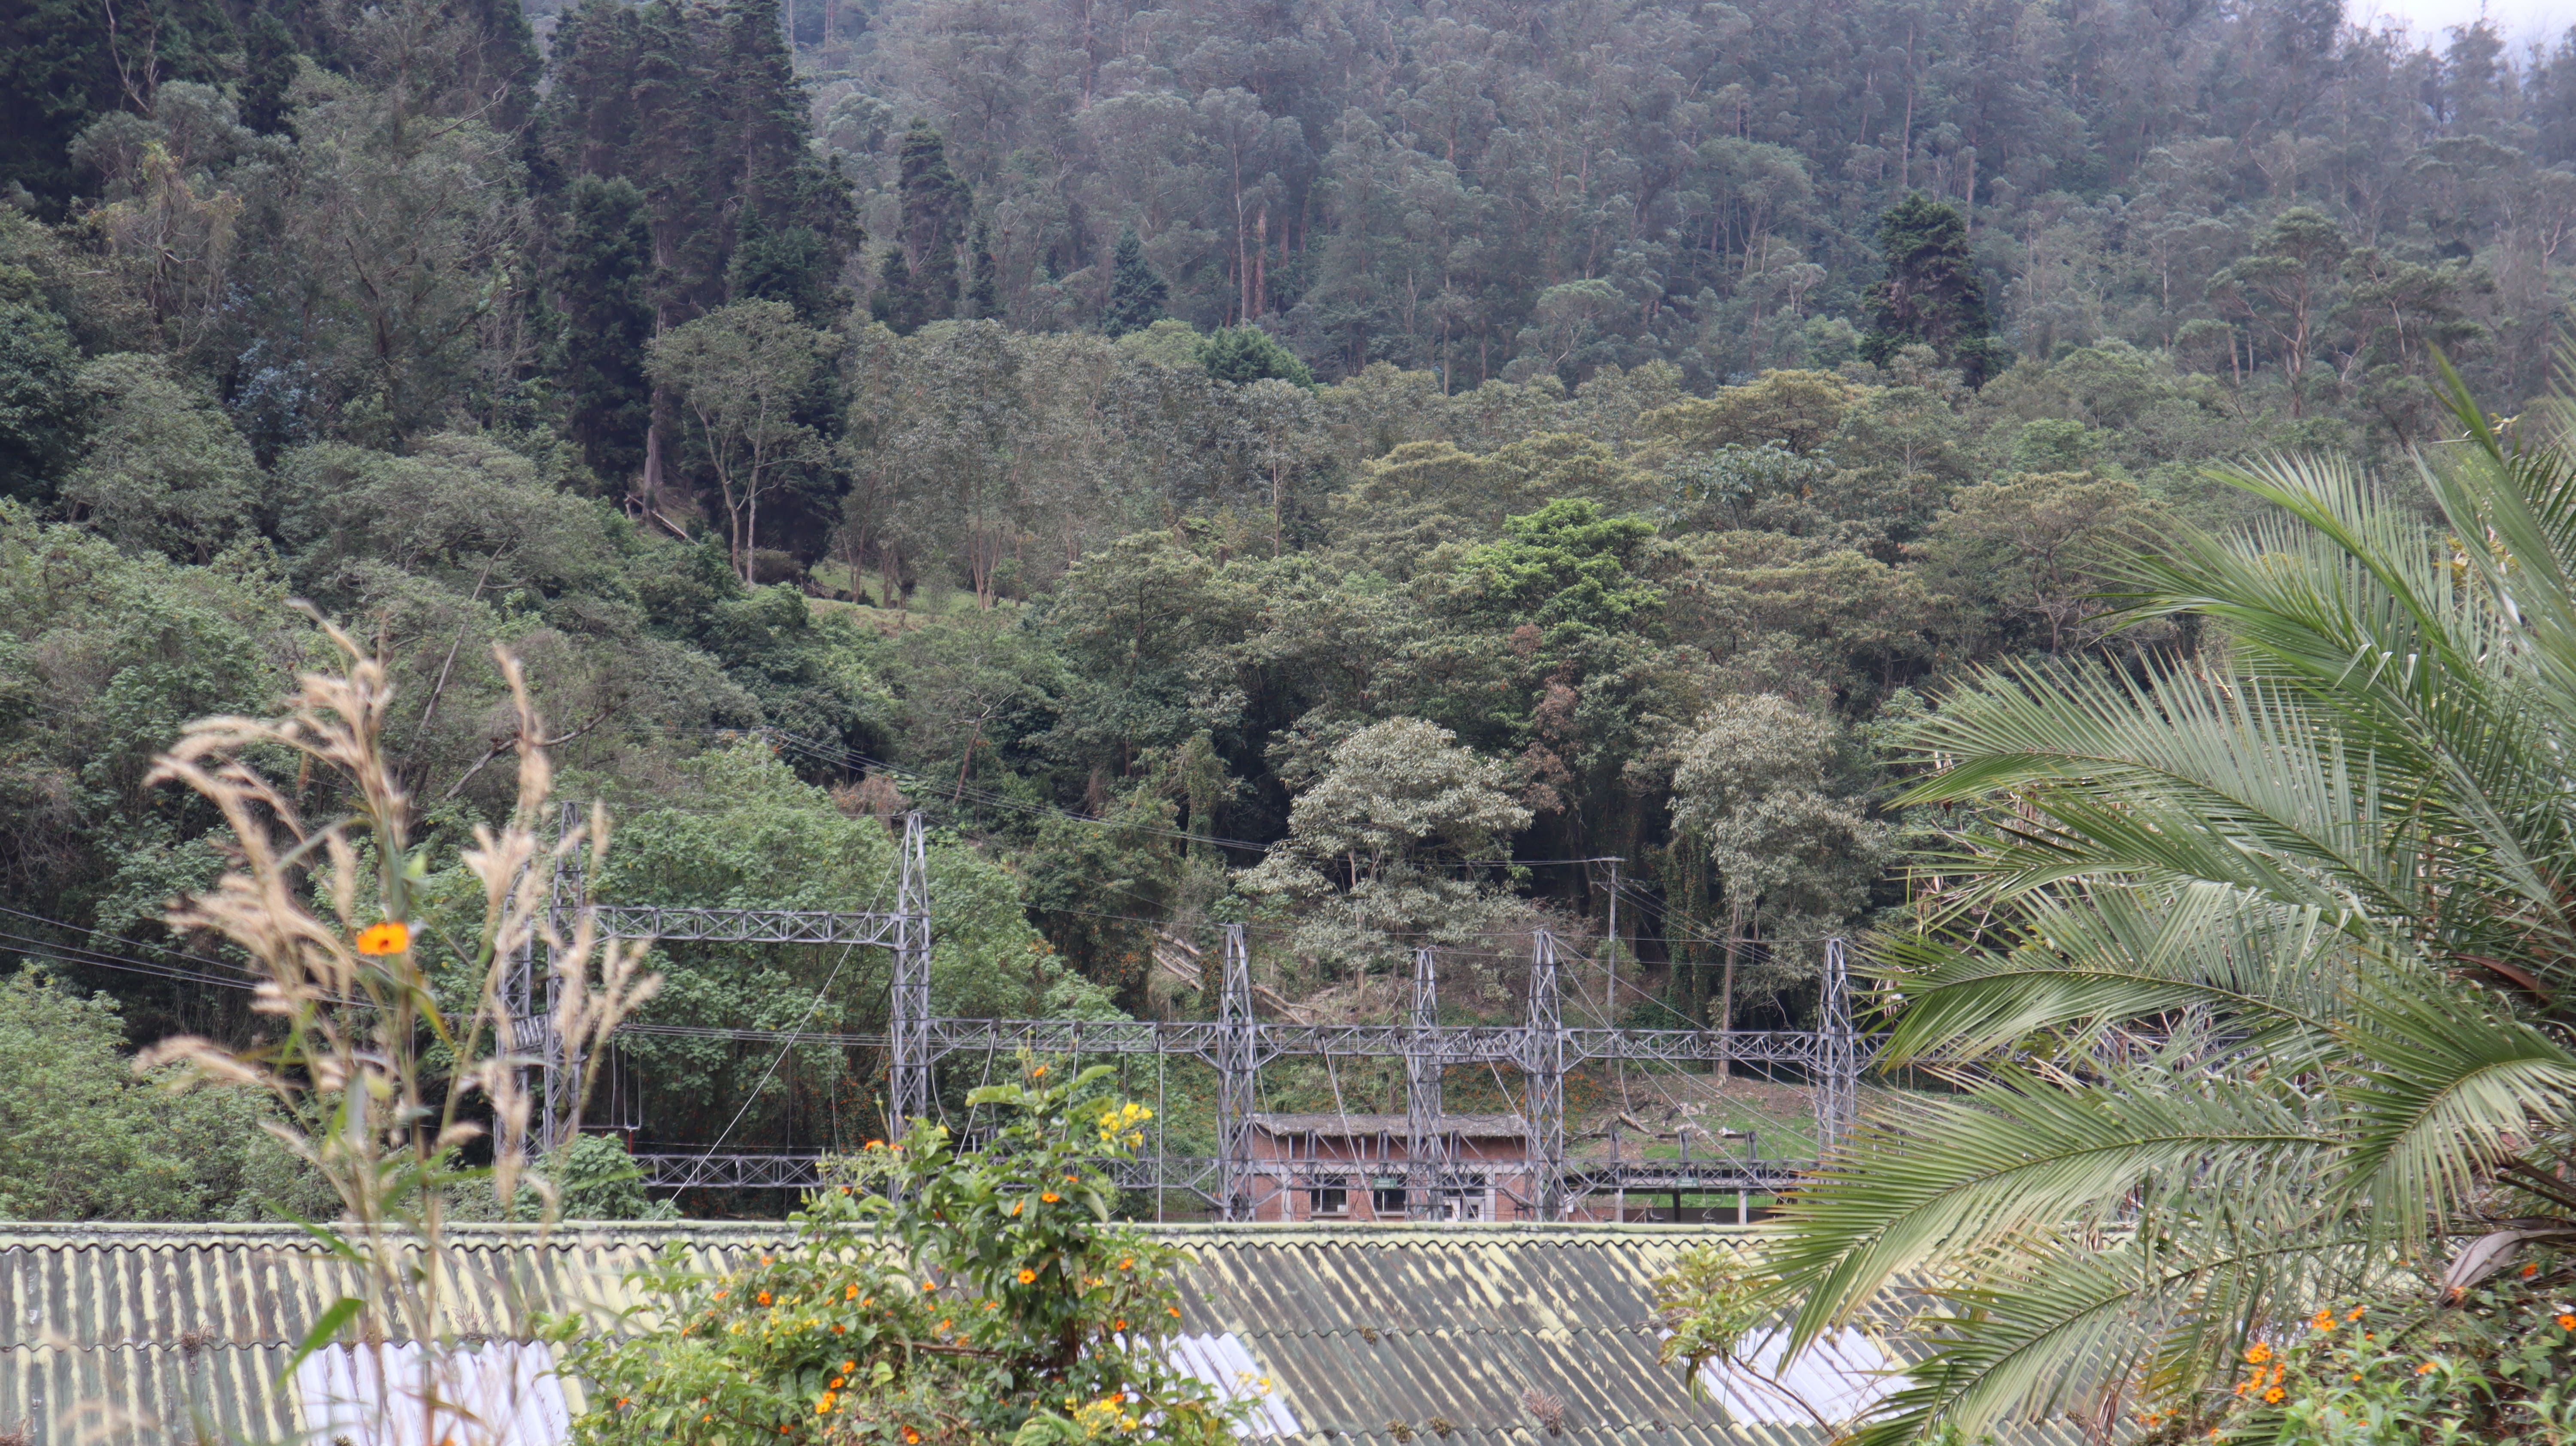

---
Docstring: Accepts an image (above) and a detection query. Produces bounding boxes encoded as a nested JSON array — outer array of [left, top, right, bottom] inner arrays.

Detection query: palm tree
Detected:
[[1744, 373, 2576, 1444]]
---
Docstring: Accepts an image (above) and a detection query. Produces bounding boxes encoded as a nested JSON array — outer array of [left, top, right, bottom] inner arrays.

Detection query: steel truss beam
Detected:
[[628, 1149, 1804, 1197], [912, 1018, 1861, 1069], [587, 905, 901, 946], [633, 1152, 828, 1191]]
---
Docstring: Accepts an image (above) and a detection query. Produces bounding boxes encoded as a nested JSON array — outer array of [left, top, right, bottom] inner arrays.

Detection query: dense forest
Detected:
[[2, 0, 2572, 1217]]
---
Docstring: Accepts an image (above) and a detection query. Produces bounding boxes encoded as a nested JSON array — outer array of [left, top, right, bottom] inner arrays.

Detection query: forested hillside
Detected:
[[1, 0, 2572, 1215]]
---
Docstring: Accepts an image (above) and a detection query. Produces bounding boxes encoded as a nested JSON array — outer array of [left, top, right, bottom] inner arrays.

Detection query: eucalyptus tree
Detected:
[[1726, 377, 2576, 1442]]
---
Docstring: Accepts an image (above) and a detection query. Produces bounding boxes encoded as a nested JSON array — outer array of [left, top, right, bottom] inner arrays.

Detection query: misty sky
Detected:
[[2349, 0, 2568, 49]]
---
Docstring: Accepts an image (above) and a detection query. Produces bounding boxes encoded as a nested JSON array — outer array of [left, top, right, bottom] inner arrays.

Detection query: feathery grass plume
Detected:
[[137, 617, 659, 1446]]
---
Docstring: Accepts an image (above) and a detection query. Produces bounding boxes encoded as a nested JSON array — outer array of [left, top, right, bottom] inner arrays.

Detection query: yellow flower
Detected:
[[1018, 1269, 1038, 1284], [354, 921, 410, 956]]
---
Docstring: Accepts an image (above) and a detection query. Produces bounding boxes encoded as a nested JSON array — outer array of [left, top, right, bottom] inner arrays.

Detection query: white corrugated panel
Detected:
[[295, 1342, 571, 1446], [1692, 1327, 1897, 1425], [1163, 1332, 1300, 1438]]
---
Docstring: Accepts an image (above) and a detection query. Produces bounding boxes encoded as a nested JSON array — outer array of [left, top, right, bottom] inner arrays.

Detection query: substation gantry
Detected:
[[509, 811, 1866, 1219]]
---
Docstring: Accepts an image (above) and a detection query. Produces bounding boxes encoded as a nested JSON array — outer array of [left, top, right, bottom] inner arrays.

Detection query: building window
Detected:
[[1307, 1177, 1349, 1215], [1371, 1179, 1408, 1215]]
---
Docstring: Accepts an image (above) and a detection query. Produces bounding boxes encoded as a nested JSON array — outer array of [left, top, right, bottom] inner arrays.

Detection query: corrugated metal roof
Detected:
[[1162, 1224, 1739, 1443], [0, 1222, 2086, 1446], [1, 1223, 790, 1446]]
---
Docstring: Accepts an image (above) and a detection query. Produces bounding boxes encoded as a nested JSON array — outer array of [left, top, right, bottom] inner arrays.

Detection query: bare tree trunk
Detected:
[[1719, 902, 1744, 1035]]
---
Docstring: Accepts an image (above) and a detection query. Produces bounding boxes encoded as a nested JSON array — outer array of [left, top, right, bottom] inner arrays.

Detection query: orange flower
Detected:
[[936, 1318, 951, 1334], [2243, 1343, 2272, 1365], [845, 1283, 859, 1299], [702, 1416, 712, 1424], [861, 1297, 872, 1309], [1113, 1318, 1127, 1331], [2417, 1361, 2438, 1375], [1030, 1065, 1047, 1077], [2309, 1309, 2335, 1332], [842, 1361, 856, 1372], [1017, 1269, 1037, 1284], [865, 1139, 884, 1150], [2262, 1388, 2284, 1404], [921, 1280, 938, 1292], [1166, 1306, 1180, 1318], [903, 1431, 920, 1444], [757, 1292, 772, 1306], [2558, 1314, 2576, 1331], [2522, 1263, 2541, 1278], [715, 1290, 729, 1299], [2346, 1306, 2365, 1321], [1117, 1258, 1133, 1270], [1041, 1192, 1060, 1203], [353, 921, 410, 955], [831, 1324, 846, 1334], [616, 1399, 629, 1409]]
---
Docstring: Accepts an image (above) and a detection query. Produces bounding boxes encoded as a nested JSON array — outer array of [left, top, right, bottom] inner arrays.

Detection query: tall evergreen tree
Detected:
[[1101, 227, 1166, 337], [1860, 194, 2002, 384], [966, 217, 1000, 321], [557, 174, 657, 485], [871, 120, 969, 334]]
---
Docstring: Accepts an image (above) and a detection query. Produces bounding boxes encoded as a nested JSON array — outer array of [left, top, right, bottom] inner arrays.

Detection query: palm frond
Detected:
[[1871, 884, 2351, 1068], [1770, 1066, 2342, 1352]]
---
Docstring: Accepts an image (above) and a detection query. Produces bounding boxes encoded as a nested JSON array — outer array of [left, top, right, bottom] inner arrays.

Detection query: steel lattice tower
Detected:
[[538, 799, 584, 1152], [1214, 923, 1259, 1220], [1404, 946, 1444, 1218], [1814, 935, 1856, 1158], [889, 812, 932, 1136], [1522, 930, 1565, 1221]]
